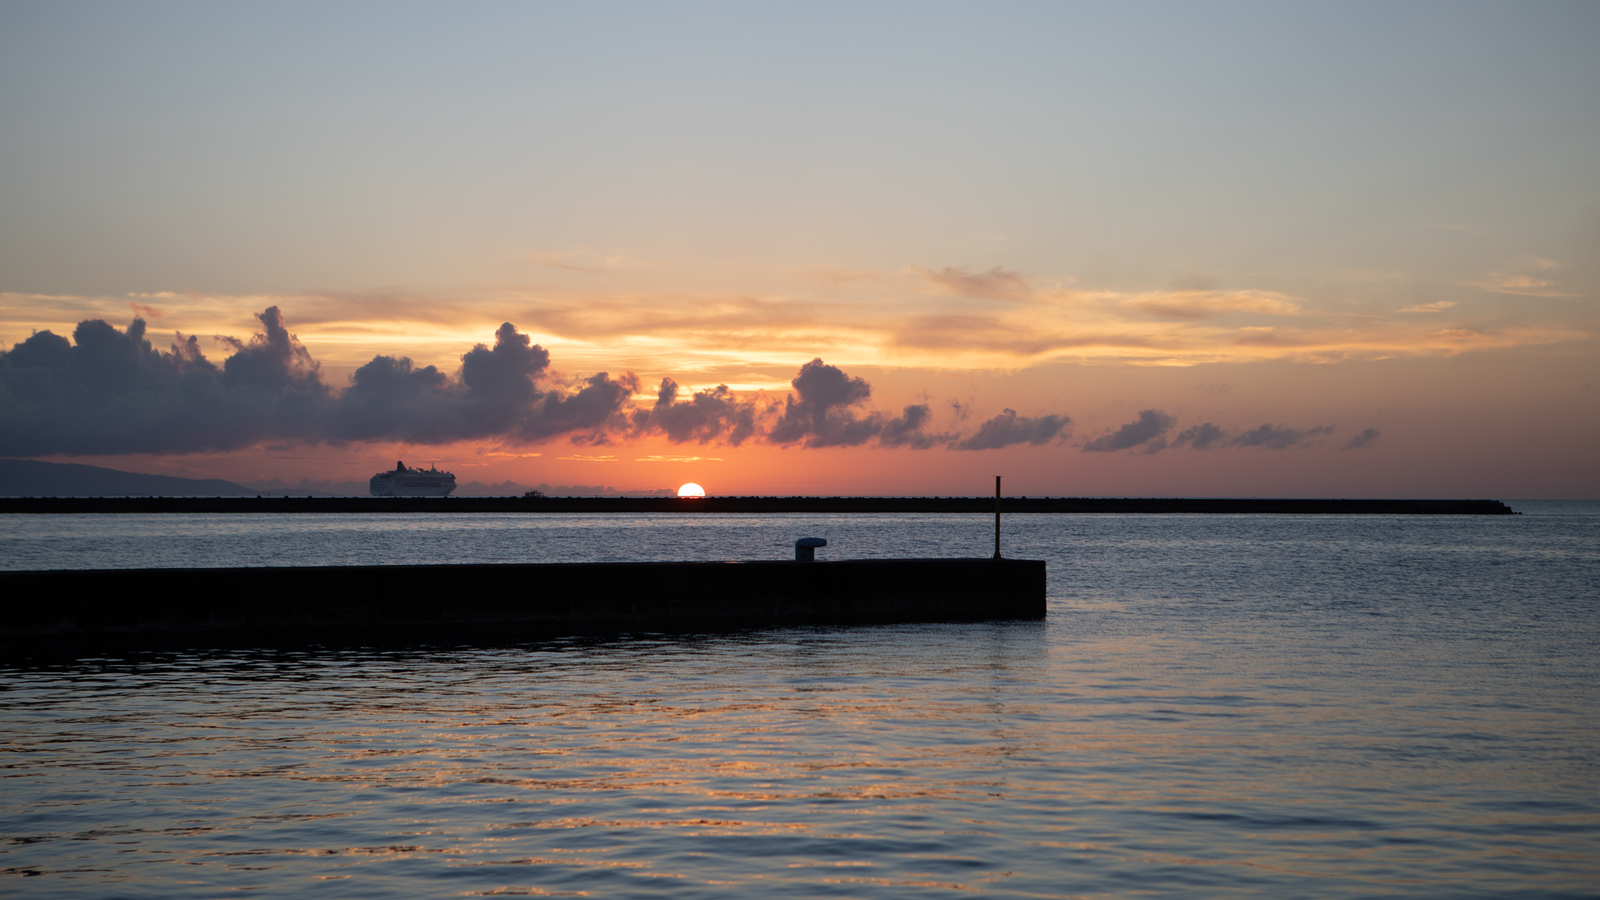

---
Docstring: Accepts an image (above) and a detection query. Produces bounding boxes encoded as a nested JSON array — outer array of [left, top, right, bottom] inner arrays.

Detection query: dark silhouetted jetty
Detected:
[[0, 557, 1046, 648], [0, 496, 1515, 514]]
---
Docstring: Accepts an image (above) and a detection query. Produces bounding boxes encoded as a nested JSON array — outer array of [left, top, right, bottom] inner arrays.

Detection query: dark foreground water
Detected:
[[1, 505, 1597, 897]]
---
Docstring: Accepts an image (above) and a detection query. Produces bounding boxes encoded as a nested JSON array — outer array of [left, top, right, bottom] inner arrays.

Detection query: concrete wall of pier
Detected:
[[0, 558, 1046, 645]]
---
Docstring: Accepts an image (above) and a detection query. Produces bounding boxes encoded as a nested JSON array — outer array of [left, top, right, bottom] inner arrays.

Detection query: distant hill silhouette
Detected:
[[0, 458, 261, 497]]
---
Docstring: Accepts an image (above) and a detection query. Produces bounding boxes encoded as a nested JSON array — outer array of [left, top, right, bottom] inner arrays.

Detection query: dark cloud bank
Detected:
[[1, 309, 1375, 457], [0, 309, 637, 456], [1081, 410, 1375, 454], [0, 310, 1065, 456]]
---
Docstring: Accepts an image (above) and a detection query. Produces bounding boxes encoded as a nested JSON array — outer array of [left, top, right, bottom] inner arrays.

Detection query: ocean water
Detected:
[[1, 505, 1597, 897]]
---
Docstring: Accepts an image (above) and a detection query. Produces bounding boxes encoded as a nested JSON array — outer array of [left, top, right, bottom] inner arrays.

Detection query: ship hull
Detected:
[[370, 475, 456, 497]]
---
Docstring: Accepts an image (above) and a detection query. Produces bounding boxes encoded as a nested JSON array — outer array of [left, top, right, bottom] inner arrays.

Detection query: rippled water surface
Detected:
[[2, 506, 1597, 897]]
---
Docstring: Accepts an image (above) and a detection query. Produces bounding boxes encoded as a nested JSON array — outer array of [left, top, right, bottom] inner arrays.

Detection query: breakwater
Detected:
[[0, 557, 1046, 645], [0, 496, 1516, 514]]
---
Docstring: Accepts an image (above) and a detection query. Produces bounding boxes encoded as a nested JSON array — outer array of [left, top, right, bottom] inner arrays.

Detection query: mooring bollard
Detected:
[[795, 537, 827, 561]]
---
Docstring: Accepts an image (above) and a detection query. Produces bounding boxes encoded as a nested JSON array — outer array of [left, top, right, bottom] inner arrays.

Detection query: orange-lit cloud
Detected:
[[1465, 256, 1578, 298], [7, 249, 1592, 384], [1122, 290, 1303, 319]]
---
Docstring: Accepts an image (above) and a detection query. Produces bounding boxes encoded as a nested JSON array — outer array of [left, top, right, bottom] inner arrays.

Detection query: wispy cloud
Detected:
[[1466, 256, 1576, 298], [1342, 428, 1381, 450], [1228, 423, 1334, 449], [1399, 301, 1456, 313], [1075, 415, 1351, 453], [909, 266, 1035, 302], [1123, 290, 1302, 320]]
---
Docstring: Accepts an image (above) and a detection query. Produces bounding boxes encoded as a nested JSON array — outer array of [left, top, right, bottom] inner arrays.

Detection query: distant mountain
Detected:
[[0, 459, 684, 499], [0, 458, 259, 497]]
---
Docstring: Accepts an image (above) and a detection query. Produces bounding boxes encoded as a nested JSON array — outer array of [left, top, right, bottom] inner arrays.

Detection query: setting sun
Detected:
[[677, 483, 706, 498]]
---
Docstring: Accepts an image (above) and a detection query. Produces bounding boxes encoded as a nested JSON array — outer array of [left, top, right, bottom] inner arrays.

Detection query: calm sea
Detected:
[[2, 504, 1597, 897]]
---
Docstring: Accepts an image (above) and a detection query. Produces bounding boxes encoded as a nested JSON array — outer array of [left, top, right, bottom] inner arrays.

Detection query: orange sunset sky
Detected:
[[2, 2, 1597, 498]]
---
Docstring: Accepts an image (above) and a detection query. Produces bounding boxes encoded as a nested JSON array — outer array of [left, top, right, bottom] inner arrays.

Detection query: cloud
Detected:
[[1123, 290, 1302, 320], [878, 404, 943, 449], [633, 378, 760, 445], [523, 370, 639, 442], [1477, 276, 1573, 298], [1231, 326, 1307, 347], [330, 321, 636, 445], [1171, 422, 1227, 450], [768, 358, 881, 447], [1228, 423, 1334, 449], [911, 266, 1034, 302], [216, 306, 326, 391], [1126, 419, 1350, 448], [1082, 409, 1176, 453], [333, 355, 457, 443], [1399, 301, 1456, 313], [0, 307, 329, 455], [952, 408, 1070, 451], [635, 359, 1035, 451], [1466, 256, 1577, 298], [891, 313, 1089, 358], [0, 310, 635, 455], [764, 359, 955, 449], [1342, 428, 1381, 450]]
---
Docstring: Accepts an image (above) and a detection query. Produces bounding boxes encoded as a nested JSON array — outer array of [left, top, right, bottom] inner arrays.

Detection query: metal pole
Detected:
[[994, 475, 1001, 559]]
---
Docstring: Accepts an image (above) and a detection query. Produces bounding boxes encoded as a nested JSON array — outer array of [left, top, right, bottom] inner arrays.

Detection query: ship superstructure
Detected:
[[369, 461, 457, 497]]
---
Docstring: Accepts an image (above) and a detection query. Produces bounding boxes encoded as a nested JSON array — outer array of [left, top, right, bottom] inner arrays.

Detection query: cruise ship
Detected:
[[369, 461, 457, 497]]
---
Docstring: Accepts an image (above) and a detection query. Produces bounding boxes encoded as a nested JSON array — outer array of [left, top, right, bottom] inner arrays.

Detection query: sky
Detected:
[[1, 0, 1596, 498]]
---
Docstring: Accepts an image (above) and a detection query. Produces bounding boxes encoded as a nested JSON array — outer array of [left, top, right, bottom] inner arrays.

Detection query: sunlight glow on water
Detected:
[[2, 510, 1597, 897]]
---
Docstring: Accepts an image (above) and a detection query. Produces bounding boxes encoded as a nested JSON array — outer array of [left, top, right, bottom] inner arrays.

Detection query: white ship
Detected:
[[369, 461, 457, 497]]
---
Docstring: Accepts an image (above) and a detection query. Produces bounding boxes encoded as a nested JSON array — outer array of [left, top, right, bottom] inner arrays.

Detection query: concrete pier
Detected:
[[0, 557, 1046, 646]]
